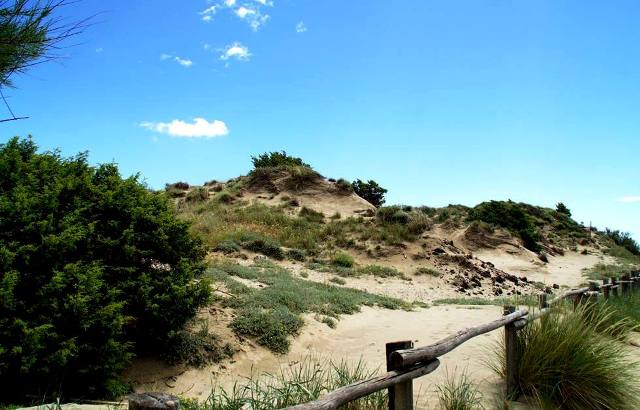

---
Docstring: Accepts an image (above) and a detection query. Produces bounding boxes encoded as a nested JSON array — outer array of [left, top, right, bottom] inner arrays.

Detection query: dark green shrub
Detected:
[[238, 233, 285, 260], [605, 228, 639, 255], [216, 190, 234, 204], [468, 201, 541, 252], [332, 252, 354, 268], [251, 151, 310, 169], [335, 178, 354, 194], [163, 325, 234, 368], [377, 206, 409, 225], [299, 206, 324, 223], [555, 202, 571, 217], [231, 307, 304, 354], [186, 187, 209, 203], [352, 179, 387, 207], [0, 138, 210, 400], [166, 181, 190, 190], [329, 276, 346, 285], [287, 249, 306, 262], [214, 240, 241, 254]]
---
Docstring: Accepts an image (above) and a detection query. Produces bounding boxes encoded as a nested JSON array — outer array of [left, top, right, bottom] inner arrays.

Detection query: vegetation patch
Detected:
[[332, 251, 355, 268], [180, 356, 387, 410], [492, 304, 640, 409], [207, 261, 411, 353], [436, 369, 484, 410], [415, 267, 442, 277]]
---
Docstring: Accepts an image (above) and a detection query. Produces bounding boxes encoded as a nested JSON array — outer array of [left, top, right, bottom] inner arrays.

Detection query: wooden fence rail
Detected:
[[129, 271, 640, 410]]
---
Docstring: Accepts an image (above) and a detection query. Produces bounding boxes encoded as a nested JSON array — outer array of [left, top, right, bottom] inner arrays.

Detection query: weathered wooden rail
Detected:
[[130, 271, 640, 410]]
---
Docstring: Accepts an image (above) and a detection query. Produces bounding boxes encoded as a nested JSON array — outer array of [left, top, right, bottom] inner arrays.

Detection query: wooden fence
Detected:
[[129, 271, 640, 410]]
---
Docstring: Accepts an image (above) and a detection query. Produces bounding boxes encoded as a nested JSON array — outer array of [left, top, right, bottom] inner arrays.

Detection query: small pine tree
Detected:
[[352, 179, 388, 208], [556, 202, 572, 217]]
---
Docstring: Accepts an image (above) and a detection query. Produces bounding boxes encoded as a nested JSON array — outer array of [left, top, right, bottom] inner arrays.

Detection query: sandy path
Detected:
[[128, 306, 509, 409], [127, 252, 607, 409]]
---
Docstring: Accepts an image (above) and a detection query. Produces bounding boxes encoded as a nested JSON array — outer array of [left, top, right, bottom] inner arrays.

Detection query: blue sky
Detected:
[[2, 0, 639, 239]]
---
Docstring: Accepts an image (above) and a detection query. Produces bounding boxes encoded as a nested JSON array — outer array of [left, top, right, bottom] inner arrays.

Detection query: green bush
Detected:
[[286, 248, 306, 262], [299, 206, 324, 223], [332, 252, 355, 268], [468, 201, 541, 252], [231, 307, 304, 354], [251, 151, 310, 169], [415, 267, 442, 277], [605, 228, 640, 255], [352, 179, 387, 207], [163, 324, 234, 368], [436, 369, 484, 410], [335, 178, 353, 194], [0, 138, 211, 400], [555, 202, 571, 217], [238, 233, 285, 260], [214, 240, 241, 254], [186, 187, 209, 203], [493, 305, 639, 409], [376, 206, 409, 224]]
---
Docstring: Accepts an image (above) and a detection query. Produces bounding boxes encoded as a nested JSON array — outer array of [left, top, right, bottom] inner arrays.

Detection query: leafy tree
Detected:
[[605, 228, 640, 255], [251, 151, 310, 169], [352, 179, 387, 207], [556, 202, 571, 217], [0, 1, 85, 121], [0, 137, 210, 400]]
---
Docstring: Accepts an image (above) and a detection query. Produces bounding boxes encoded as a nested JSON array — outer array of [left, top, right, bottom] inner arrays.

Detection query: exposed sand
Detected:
[[126, 251, 607, 409]]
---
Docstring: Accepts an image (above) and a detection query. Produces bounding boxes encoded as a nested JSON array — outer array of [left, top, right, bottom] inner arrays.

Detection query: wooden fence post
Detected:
[[504, 305, 519, 399], [602, 278, 610, 300], [129, 393, 179, 410], [611, 277, 619, 298], [622, 274, 630, 295], [386, 340, 414, 410], [538, 293, 548, 309]]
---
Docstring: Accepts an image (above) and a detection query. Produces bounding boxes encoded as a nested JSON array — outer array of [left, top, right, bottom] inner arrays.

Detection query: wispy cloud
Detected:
[[200, 5, 217, 22], [202, 0, 272, 31], [618, 196, 640, 203], [220, 42, 251, 61], [140, 118, 229, 138], [295, 21, 307, 33], [161, 54, 193, 67]]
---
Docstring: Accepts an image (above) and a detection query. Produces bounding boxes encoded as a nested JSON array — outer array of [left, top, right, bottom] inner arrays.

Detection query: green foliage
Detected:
[[352, 179, 387, 207], [332, 252, 354, 268], [415, 267, 442, 277], [208, 261, 410, 353], [468, 201, 542, 252], [251, 151, 310, 169], [492, 305, 639, 409], [180, 356, 387, 410], [0, 1, 83, 89], [163, 322, 234, 368], [299, 206, 324, 223], [357, 265, 405, 279], [555, 202, 571, 217], [604, 228, 640, 255], [186, 187, 208, 203], [0, 138, 210, 400], [286, 248, 306, 262], [437, 369, 484, 410], [329, 276, 346, 285], [237, 233, 285, 260], [335, 178, 354, 193], [377, 206, 410, 224], [214, 240, 241, 254]]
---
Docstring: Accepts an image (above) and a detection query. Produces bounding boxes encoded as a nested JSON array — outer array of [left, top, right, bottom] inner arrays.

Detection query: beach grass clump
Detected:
[[492, 305, 640, 409], [436, 369, 484, 410], [181, 356, 387, 410], [332, 251, 355, 268], [207, 260, 411, 353]]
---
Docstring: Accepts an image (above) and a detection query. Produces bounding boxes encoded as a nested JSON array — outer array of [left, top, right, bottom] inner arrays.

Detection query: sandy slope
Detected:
[[125, 251, 609, 409]]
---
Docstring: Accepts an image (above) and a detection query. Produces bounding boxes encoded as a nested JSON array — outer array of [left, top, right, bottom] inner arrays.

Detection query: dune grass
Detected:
[[207, 259, 412, 353], [436, 369, 484, 410], [433, 295, 538, 307], [180, 356, 388, 410], [492, 304, 640, 409]]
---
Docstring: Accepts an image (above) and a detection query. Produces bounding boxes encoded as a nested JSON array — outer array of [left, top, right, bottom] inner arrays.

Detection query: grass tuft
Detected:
[[436, 369, 484, 410]]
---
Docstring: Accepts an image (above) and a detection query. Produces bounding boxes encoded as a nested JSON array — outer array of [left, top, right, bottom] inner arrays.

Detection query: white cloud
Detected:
[[235, 6, 256, 18], [200, 5, 217, 21], [161, 54, 193, 67], [220, 42, 251, 61], [618, 196, 640, 203], [295, 21, 307, 33], [140, 118, 229, 138], [224, 0, 236, 6], [254, 0, 273, 5]]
